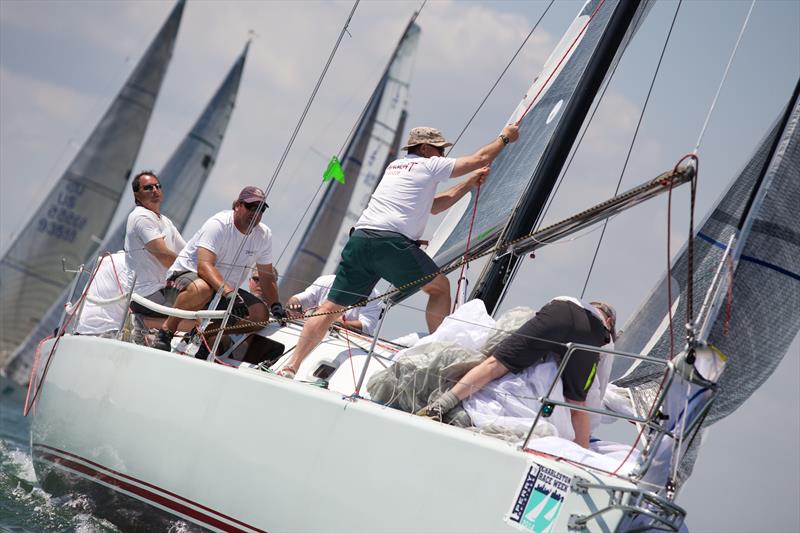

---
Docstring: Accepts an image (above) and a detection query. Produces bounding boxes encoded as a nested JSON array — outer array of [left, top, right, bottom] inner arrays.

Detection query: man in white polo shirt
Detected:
[[124, 171, 186, 318], [279, 124, 520, 378], [153, 186, 286, 352]]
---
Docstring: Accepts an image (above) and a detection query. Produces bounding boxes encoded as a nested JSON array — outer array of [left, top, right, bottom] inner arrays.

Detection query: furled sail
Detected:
[[279, 19, 420, 299], [3, 43, 248, 386], [614, 81, 800, 427], [426, 0, 648, 314], [0, 0, 184, 367]]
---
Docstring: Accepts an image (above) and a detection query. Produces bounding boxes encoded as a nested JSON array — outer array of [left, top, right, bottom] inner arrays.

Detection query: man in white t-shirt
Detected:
[[75, 251, 129, 336], [124, 171, 186, 318], [280, 124, 520, 378], [286, 274, 382, 335], [153, 186, 286, 351]]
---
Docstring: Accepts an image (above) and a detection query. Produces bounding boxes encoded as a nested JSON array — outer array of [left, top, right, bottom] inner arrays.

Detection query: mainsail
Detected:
[[279, 19, 420, 299], [0, 0, 184, 367], [426, 0, 648, 314], [3, 44, 250, 386], [614, 80, 800, 427]]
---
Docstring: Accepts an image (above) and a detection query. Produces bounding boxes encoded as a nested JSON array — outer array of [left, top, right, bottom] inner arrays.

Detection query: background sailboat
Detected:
[[279, 18, 421, 299], [0, 0, 184, 367], [3, 43, 250, 386]]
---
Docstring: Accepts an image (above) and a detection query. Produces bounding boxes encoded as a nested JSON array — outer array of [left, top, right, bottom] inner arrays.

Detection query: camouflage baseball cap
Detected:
[[401, 127, 454, 151]]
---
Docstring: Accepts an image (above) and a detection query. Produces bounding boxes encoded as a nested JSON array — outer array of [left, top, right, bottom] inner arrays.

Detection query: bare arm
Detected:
[[566, 399, 591, 448], [256, 263, 280, 306], [196, 248, 234, 295], [450, 355, 510, 401], [431, 166, 489, 214], [144, 237, 179, 268], [450, 124, 519, 177]]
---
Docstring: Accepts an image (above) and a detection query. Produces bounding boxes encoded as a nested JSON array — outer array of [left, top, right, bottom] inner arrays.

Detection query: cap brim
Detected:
[[401, 141, 453, 151], [240, 196, 268, 207]]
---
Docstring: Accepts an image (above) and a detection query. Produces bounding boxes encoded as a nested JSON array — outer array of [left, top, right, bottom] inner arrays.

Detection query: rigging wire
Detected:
[[694, 0, 756, 152], [275, 2, 427, 270], [262, 0, 360, 200], [579, 0, 684, 299], [444, 0, 555, 156], [207, 0, 360, 354]]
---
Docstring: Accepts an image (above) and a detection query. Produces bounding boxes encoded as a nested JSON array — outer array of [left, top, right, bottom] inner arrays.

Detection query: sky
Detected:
[[1, 0, 798, 531]]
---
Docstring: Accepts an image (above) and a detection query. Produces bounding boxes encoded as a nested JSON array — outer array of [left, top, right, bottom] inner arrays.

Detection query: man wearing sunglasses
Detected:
[[153, 186, 286, 352], [124, 171, 187, 324], [279, 124, 519, 378]]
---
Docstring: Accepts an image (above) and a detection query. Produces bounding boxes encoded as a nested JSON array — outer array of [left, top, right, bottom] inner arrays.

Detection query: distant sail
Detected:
[[279, 19, 420, 299], [614, 81, 800, 422], [4, 44, 249, 386], [426, 0, 649, 313], [0, 0, 184, 367]]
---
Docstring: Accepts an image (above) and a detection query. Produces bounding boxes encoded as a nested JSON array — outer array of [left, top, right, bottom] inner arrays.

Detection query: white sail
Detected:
[[0, 0, 184, 367], [4, 43, 249, 386]]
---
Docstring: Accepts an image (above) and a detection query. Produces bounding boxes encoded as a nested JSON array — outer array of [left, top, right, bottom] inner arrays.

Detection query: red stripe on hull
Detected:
[[33, 443, 267, 533]]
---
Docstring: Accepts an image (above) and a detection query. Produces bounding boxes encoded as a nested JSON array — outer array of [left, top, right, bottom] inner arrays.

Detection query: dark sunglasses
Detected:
[[142, 183, 162, 191], [251, 276, 259, 282], [243, 201, 267, 213]]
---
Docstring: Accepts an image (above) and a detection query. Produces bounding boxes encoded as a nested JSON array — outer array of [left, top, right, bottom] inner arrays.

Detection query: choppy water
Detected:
[[0, 377, 119, 532], [0, 377, 199, 532]]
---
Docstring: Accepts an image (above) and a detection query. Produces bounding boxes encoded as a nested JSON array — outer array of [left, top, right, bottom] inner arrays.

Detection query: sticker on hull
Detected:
[[506, 462, 571, 533]]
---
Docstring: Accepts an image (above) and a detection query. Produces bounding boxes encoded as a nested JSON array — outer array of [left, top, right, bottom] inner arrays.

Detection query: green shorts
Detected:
[[327, 229, 440, 306]]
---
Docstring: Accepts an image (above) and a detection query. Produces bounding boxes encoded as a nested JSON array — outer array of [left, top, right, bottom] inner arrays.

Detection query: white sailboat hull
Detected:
[[31, 335, 632, 532]]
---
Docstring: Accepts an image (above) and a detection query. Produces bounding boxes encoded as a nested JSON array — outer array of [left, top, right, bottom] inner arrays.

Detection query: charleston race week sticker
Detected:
[[506, 462, 571, 533]]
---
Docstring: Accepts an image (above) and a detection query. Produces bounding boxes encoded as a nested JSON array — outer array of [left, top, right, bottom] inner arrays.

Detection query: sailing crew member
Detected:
[[75, 251, 129, 337], [152, 186, 287, 351], [279, 124, 520, 379], [124, 171, 187, 320], [286, 274, 383, 335], [419, 297, 616, 448]]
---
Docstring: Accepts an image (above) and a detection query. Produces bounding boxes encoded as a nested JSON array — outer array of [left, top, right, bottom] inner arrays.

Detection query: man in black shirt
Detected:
[[420, 298, 616, 448]]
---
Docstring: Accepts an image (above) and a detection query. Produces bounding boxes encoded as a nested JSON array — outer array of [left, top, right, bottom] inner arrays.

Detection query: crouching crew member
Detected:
[[153, 186, 287, 351]]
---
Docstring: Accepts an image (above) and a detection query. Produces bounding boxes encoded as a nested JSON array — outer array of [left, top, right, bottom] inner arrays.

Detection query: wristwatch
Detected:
[[498, 133, 510, 145]]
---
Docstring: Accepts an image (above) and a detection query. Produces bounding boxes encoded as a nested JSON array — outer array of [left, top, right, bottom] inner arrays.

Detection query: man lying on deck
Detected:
[[152, 186, 287, 353], [286, 274, 382, 335], [278, 124, 520, 379], [419, 297, 616, 448]]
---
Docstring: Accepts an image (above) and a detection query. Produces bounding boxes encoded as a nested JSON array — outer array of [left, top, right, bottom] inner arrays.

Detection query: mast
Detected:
[[0, 0, 184, 367], [4, 43, 249, 386], [470, 0, 642, 315], [279, 17, 421, 299]]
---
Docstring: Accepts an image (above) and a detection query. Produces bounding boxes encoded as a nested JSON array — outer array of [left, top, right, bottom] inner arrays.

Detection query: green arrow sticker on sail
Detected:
[[323, 155, 345, 184]]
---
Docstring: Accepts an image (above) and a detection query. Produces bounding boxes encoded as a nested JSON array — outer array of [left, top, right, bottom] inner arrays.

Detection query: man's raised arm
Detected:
[[450, 124, 519, 177]]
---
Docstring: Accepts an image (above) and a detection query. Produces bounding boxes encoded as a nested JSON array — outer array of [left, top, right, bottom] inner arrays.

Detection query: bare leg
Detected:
[[284, 299, 344, 372], [162, 279, 213, 333], [421, 274, 450, 333], [450, 355, 510, 401], [566, 400, 590, 448]]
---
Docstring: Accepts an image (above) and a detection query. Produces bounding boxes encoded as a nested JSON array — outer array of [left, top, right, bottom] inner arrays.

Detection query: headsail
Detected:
[[279, 19, 420, 299], [614, 81, 800, 427], [426, 0, 648, 314], [0, 0, 184, 367], [3, 43, 248, 386]]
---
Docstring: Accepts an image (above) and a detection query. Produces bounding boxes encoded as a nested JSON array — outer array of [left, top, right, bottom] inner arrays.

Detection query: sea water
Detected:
[[0, 377, 119, 532], [0, 377, 199, 532]]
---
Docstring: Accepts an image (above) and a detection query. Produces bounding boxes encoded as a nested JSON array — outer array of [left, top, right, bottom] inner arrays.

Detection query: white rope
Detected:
[[694, 0, 756, 151]]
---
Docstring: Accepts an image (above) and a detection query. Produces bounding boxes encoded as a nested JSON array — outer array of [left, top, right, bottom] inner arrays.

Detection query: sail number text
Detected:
[[36, 182, 88, 243]]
